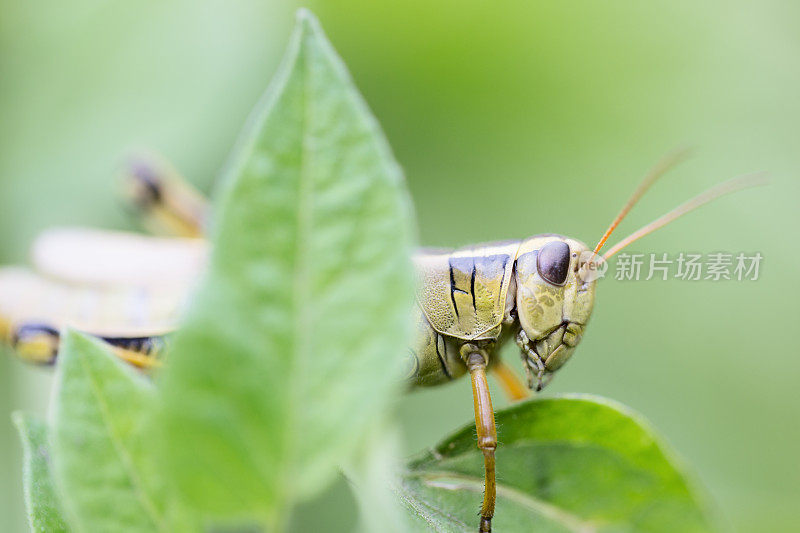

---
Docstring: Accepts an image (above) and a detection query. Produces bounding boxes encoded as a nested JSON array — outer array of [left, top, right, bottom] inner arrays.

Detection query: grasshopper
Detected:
[[1, 151, 763, 532], [0, 155, 208, 367]]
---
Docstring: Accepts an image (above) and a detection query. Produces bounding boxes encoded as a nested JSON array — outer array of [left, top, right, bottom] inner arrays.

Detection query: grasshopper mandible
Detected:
[[1, 151, 764, 532]]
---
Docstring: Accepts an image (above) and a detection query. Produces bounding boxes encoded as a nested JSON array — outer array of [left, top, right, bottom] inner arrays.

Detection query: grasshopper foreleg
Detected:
[[465, 349, 497, 533]]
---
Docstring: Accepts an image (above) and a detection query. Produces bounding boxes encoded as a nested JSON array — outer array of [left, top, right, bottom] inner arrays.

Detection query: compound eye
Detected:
[[537, 241, 571, 286]]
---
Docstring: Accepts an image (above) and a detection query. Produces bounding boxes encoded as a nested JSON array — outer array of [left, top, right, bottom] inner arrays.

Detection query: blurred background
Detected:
[[1, 1, 798, 531]]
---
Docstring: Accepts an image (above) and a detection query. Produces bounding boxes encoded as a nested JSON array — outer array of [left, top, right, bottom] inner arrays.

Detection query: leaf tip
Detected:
[[59, 327, 85, 351], [55, 328, 96, 372], [294, 7, 320, 28]]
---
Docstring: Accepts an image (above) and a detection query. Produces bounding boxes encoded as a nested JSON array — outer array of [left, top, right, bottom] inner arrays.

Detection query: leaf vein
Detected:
[[76, 348, 164, 531], [409, 470, 598, 533]]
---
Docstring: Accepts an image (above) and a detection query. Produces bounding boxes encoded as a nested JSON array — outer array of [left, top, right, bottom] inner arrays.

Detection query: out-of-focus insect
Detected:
[[0, 150, 765, 532], [121, 155, 208, 238], [0, 155, 208, 368]]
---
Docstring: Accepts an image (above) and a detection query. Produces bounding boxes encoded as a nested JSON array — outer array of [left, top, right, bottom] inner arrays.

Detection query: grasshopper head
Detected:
[[511, 149, 766, 390], [514, 235, 599, 389]]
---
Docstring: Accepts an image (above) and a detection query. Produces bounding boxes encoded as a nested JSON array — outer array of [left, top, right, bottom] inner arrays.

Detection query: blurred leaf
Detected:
[[50, 331, 190, 532], [12, 412, 69, 533], [156, 8, 415, 527], [399, 395, 715, 532], [344, 423, 408, 533]]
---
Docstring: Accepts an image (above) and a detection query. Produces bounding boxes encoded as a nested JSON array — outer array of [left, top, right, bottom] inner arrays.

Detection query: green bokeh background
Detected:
[[1, 2, 797, 531]]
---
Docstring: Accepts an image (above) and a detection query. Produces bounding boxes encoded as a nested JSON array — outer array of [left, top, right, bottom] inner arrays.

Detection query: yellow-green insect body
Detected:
[[410, 234, 596, 390], [0, 227, 204, 367]]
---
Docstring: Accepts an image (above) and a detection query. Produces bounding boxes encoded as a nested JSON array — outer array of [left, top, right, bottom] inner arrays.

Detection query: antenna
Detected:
[[602, 173, 768, 260], [591, 146, 692, 257]]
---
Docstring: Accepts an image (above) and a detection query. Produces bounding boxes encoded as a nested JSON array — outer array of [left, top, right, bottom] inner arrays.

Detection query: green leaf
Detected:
[[50, 330, 189, 533], [400, 394, 715, 532], [155, 8, 415, 527], [344, 423, 409, 533], [12, 412, 70, 533]]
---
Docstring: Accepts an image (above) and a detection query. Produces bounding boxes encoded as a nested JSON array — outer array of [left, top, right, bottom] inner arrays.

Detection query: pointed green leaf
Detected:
[[156, 8, 415, 525], [400, 395, 716, 532], [50, 330, 189, 533], [13, 412, 70, 533]]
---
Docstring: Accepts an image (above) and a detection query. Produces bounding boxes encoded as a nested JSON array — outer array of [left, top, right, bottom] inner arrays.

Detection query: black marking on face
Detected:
[[537, 241, 571, 286], [434, 332, 452, 380]]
